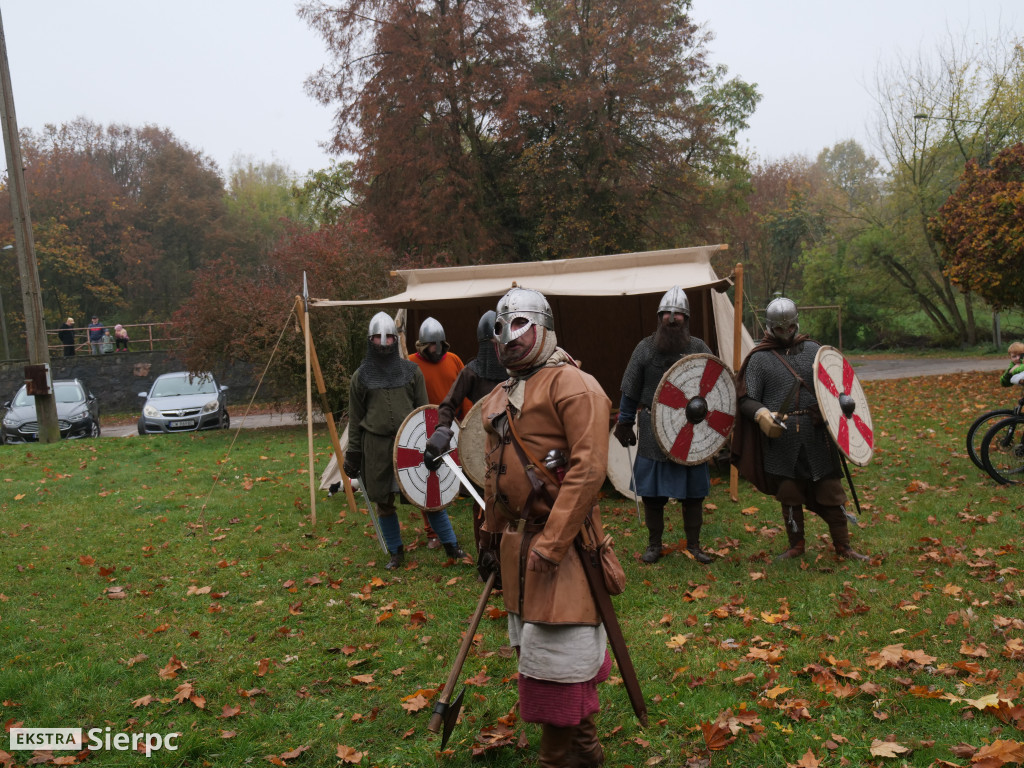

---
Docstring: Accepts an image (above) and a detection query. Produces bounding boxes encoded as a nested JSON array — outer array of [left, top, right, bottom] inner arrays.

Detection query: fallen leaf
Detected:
[[869, 739, 910, 758]]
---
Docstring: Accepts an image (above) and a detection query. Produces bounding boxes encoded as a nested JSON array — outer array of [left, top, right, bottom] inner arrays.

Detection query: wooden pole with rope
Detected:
[[302, 276, 317, 527], [730, 263, 744, 503], [293, 295, 359, 519]]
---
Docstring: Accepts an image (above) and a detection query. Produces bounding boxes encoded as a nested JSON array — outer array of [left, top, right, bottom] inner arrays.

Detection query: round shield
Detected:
[[458, 399, 487, 489], [651, 353, 737, 466], [813, 345, 874, 467], [393, 405, 463, 511], [606, 428, 639, 502]]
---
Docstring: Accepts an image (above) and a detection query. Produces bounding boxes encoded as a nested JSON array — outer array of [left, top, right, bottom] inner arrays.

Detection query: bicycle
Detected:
[[980, 413, 1024, 484], [966, 396, 1023, 471]]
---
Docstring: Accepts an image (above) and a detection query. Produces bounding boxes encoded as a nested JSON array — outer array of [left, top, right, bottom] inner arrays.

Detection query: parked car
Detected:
[[138, 372, 229, 435], [0, 378, 101, 443]]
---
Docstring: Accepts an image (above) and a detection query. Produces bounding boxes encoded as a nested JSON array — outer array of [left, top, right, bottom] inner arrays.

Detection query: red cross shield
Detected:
[[393, 405, 463, 511], [650, 353, 737, 465], [813, 345, 874, 467]]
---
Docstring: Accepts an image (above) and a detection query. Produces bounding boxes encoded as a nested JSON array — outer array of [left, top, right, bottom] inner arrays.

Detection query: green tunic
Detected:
[[347, 364, 427, 502]]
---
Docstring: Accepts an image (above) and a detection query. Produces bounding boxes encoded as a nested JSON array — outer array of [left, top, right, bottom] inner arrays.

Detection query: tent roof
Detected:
[[310, 244, 731, 307]]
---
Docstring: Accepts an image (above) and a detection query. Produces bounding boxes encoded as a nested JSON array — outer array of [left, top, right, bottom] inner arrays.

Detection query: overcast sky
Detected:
[[0, 1, 1020, 182]]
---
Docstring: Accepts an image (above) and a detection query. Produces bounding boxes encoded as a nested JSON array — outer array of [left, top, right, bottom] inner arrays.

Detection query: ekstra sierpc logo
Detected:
[[9, 728, 83, 751], [10, 727, 179, 757]]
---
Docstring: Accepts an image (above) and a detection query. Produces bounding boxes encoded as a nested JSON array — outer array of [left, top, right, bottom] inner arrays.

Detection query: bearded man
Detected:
[[477, 288, 612, 768], [733, 297, 869, 561], [613, 286, 715, 564], [343, 312, 466, 569]]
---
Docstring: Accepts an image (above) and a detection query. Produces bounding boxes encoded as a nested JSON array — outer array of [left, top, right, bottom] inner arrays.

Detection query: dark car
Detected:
[[1, 378, 101, 443], [138, 372, 229, 435]]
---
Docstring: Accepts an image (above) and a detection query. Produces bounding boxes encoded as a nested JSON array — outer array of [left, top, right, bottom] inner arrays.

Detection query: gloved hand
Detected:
[[423, 426, 453, 472], [755, 408, 784, 438], [477, 548, 501, 588], [342, 451, 362, 479], [613, 420, 637, 447]]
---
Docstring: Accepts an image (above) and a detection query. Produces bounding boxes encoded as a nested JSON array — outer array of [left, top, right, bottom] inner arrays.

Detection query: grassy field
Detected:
[[0, 371, 1022, 768]]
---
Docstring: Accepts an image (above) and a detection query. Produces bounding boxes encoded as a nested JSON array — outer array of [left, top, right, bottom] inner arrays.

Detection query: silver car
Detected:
[[138, 372, 229, 435]]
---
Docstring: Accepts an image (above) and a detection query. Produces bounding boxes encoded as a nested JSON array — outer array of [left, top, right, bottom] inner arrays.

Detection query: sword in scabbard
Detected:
[[427, 571, 497, 748], [626, 444, 642, 526], [773, 378, 801, 431], [354, 475, 388, 553], [839, 453, 861, 524]]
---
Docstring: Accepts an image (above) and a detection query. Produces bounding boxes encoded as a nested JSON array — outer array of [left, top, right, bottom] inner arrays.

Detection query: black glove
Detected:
[[423, 426, 453, 472], [613, 420, 637, 447], [342, 451, 361, 479], [477, 548, 501, 589]]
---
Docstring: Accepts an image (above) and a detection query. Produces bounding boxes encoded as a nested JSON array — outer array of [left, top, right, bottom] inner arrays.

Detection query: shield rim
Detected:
[[813, 345, 874, 467], [651, 352, 737, 466], [393, 404, 463, 511], [457, 399, 487, 488]]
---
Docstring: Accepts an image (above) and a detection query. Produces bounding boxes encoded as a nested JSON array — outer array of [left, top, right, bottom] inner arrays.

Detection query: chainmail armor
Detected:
[[358, 340, 420, 390], [621, 334, 710, 461], [742, 340, 839, 480], [467, 339, 507, 382]]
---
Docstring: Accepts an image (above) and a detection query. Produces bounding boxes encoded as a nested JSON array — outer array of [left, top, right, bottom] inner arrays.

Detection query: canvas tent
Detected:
[[312, 244, 755, 401]]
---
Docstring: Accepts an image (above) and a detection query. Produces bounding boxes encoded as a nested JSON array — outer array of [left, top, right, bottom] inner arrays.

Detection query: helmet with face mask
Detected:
[[493, 288, 557, 374], [368, 312, 398, 344], [494, 288, 554, 344], [765, 297, 799, 343], [658, 285, 690, 318]]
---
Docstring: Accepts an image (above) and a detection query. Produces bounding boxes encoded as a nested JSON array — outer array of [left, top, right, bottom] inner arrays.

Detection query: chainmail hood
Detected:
[[358, 339, 420, 389]]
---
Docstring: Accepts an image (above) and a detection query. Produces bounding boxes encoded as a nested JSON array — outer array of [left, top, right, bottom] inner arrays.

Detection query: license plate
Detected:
[[169, 420, 196, 428]]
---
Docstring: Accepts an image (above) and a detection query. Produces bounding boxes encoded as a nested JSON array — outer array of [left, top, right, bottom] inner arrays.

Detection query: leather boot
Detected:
[[776, 505, 805, 560], [443, 542, 467, 561], [828, 518, 870, 561], [683, 500, 713, 564], [642, 536, 663, 564], [385, 545, 405, 570], [775, 540, 805, 560], [571, 714, 604, 768], [641, 499, 665, 564], [538, 724, 575, 768]]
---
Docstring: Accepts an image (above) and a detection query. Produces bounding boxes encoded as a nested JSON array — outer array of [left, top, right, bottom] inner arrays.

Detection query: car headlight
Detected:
[[2, 413, 19, 427], [68, 409, 89, 422], [201, 399, 220, 414], [143, 404, 161, 418]]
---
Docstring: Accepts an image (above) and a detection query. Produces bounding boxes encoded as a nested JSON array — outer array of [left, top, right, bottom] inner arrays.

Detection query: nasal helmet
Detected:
[[477, 310, 497, 343], [368, 312, 398, 344], [494, 288, 554, 344], [418, 317, 445, 344], [658, 285, 690, 317], [765, 298, 799, 340]]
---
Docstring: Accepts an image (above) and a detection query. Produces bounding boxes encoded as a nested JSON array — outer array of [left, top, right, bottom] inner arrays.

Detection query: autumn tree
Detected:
[[223, 158, 308, 265], [870, 30, 1024, 343], [517, 0, 758, 260], [173, 212, 398, 413], [932, 143, 1024, 311], [300, 0, 530, 265]]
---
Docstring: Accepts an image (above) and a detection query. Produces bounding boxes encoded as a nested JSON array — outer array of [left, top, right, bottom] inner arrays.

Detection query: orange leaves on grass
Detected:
[[336, 744, 365, 763], [864, 644, 936, 670], [700, 718, 735, 751], [786, 749, 821, 767], [157, 655, 186, 680], [869, 738, 910, 758], [265, 745, 310, 765], [172, 682, 205, 709]]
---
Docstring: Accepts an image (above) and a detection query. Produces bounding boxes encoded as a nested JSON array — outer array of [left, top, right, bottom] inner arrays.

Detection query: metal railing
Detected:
[[43, 322, 180, 358]]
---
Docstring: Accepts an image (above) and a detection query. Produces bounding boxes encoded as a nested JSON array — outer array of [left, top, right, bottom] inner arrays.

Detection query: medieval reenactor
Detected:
[[423, 310, 508, 550], [476, 287, 615, 768], [410, 316, 469, 551], [343, 312, 467, 569], [613, 286, 715, 564], [732, 297, 870, 561]]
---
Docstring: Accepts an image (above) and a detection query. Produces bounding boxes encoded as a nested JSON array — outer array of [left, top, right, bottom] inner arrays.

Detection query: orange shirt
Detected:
[[411, 352, 473, 418]]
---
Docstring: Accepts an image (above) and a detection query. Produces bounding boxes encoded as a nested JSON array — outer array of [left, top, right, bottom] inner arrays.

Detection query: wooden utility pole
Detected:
[[0, 8, 58, 442], [730, 263, 744, 503]]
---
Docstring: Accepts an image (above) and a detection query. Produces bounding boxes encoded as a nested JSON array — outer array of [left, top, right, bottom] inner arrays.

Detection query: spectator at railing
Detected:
[[88, 317, 104, 355], [114, 324, 130, 352], [58, 317, 76, 356], [101, 329, 115, 354]]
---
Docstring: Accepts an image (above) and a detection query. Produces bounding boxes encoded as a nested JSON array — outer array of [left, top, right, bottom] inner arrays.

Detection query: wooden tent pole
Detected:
[[302, 294, 317, 528], [730, 263, 744, 503], [295, 297, 358, 518]]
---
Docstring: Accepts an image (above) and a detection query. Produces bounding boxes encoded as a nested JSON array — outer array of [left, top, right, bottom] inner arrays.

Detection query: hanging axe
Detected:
[[427, 571, 497, 748]]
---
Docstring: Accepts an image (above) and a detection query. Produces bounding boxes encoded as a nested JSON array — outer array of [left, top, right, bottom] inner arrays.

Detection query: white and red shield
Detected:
[[813, 345, 874, 467], [393, 405, 463, 511], [651, 353, 736, 466]]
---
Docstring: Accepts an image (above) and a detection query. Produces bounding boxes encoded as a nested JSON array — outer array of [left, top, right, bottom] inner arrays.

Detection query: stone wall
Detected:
[[0, 351, 265, 413]]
